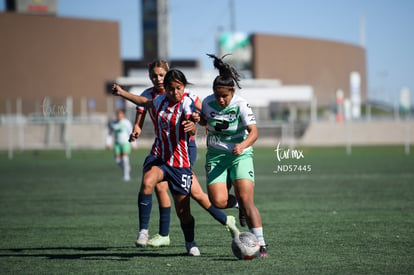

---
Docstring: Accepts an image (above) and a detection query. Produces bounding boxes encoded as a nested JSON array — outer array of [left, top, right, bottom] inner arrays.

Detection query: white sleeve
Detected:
[[183, 98, 195, 118], [186, 89, 200, 105], [239, 100, 256, 126]]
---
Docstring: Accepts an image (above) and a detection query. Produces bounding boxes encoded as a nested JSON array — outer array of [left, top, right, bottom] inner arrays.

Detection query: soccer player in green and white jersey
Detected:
[[107, 109, 133, 181], [198, 54, 268, 258]]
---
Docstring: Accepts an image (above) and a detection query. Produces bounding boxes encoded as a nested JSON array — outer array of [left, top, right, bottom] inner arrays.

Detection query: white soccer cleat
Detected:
[[147, 234, 170, 247], [226, 215, 240, 238], [185, 241, 200, 256], [135, 231, 148, 247]]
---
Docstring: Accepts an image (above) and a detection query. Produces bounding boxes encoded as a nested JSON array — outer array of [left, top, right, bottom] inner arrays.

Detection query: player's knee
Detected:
[[155, 182, 168, 193], [141, 178, 156, 194], [209, 195, 228, 209]]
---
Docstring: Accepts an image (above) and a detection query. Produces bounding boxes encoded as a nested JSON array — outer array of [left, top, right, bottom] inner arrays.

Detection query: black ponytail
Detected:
[[207, 54, 241, 89]]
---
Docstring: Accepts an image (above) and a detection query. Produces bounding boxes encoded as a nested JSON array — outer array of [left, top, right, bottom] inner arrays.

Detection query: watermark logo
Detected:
[[208, 135, 222, 146], [41, 97, 68, 117], [273, 142, 312, 174], [275, 142, 304, 161]]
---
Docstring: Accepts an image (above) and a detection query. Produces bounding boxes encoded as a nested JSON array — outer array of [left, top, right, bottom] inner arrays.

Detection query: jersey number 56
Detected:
[[181, 174, 192, 192]]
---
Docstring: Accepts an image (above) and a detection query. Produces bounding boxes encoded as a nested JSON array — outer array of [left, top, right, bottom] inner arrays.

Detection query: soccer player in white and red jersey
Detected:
[[129, 61, 239, 249], [112, 70, 200, 255], [130, 60, 174, 247], [112, 69, 238, 256]]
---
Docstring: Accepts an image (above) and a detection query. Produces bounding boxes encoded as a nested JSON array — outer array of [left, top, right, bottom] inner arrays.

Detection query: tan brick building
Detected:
[[251, 33, 366, 106], [0, 13, 122, 114]]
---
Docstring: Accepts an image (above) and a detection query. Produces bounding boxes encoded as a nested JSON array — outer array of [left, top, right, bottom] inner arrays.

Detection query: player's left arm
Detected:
[[233, 124, 258, 155], [182, 118, 197, 136], [130, 110, 145, 142], [187, 93, 202, 123], [182, 99, 197, 136], [233, 101, 258, 155]]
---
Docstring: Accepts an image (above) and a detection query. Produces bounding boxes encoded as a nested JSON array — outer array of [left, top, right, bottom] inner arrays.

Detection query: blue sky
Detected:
[[1, 0, 413, 105]]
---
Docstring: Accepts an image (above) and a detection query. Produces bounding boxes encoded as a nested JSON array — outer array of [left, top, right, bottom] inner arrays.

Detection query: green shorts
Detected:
[[114, 142, 131, 155], [205, 149, 255, 186]]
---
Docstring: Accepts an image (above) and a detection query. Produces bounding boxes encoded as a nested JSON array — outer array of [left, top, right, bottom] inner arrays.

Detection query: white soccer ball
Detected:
[[231, 232, 260, 260]]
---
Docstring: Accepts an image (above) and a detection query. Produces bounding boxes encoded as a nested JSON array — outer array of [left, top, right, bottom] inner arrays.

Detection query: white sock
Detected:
[[139, 229, 148, 235], [116, 157, 122, 167], [122, 155, 130, 180], [250, 227, 266, 246]]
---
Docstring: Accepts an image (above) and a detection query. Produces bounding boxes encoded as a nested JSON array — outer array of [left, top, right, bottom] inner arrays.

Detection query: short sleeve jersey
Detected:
[[136, 87, 159, 114], [148, 93, 196, 168], [201, 94, 256, 154], [185, 89, 200, 108], [137, 87, 200, 142], [109, 118, 133, 144], [137, 87, 199, 122]]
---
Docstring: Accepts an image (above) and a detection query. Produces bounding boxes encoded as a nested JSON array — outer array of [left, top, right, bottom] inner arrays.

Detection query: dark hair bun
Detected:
[[207, 54, 241, 89]]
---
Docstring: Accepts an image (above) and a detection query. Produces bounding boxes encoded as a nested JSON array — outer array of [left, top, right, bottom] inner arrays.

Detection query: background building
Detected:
[[0, 12, 122, 115], [2, 0, 408, 153], [251, 33, 366, 107]]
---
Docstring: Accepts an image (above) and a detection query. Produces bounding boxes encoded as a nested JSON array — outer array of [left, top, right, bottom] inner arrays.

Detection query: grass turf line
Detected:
[[0, 146, 413, 274]]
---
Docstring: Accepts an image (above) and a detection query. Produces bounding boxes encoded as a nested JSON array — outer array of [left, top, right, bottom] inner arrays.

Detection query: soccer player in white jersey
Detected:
[[198, 54, 268, 257], [106, 109, 132, 181], [129, 60, 239, 248]]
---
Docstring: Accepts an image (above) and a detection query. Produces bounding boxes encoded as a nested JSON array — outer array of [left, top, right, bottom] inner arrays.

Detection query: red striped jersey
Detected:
[[137, 87, 199, 121], [148, 93, 196, 168]]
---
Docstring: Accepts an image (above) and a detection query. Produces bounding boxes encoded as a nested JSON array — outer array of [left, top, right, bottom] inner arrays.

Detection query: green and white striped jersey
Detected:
[[109, 118, 133, 145], [201, 94, 256, 153]]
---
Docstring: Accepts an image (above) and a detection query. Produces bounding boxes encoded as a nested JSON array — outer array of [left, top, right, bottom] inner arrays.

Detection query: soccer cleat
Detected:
[[238, 209, 247, 227], [185, 241, 201, 256], [259, 245, 268, 258], [147, 234, 170, 247], [135, 231, 148, 247], [225, 215, 240, 238]]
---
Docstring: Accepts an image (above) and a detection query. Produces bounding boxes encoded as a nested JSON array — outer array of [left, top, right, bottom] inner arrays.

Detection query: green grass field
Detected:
[[1, 146, 413, 274]]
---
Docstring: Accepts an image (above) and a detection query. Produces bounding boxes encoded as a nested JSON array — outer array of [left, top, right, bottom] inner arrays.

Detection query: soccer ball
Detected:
[[231, 232, 260, 260]]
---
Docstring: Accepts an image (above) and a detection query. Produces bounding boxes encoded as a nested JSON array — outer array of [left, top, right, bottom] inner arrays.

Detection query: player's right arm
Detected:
[[197, 98, 208, 126], [112, 84, 152, 108]]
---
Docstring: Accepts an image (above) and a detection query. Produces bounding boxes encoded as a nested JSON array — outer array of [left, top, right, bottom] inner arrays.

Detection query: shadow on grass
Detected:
[[0, 246, 188, 261]]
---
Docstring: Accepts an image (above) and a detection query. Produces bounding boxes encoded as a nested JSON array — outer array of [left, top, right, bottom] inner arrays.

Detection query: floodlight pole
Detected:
[[230, 0, 235, 33]]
